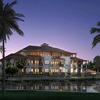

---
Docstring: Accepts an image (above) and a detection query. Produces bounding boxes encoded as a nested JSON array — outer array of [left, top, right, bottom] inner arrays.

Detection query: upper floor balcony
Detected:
[[51, 64, 64, 67], [26, 63, 43, 67]]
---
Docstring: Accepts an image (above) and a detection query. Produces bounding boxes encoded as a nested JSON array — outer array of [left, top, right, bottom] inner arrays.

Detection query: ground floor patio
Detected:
[[17, 66, 83, 77]]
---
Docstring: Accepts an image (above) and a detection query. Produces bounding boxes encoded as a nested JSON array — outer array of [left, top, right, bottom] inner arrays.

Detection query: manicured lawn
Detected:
[[0, 90, 100, 100], [0, 77, 100, 82], [6, 78, 100, 82]]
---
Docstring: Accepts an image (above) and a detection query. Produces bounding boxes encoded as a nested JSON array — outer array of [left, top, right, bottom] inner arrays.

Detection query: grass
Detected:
[[3, 77, 100, 82], [0, 90, 100, 100], [0, 77, 100, 82]]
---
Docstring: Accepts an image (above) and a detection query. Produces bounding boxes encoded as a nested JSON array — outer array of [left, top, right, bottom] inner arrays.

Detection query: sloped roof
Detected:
[[17, 43, 76, 55], [0, 53, 27, 61], [71, 57, 87, 61], [86, 69, 97, 74]]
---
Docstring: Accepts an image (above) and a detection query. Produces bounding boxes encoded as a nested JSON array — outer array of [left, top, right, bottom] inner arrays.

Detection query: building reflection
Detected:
[[0, 81, 99, 93]]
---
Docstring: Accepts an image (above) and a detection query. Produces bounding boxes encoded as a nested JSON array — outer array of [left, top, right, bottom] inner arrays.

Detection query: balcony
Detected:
[[27, 63, 43, 67], [53, 56, 61, 58], [51, 64, 64, 67]]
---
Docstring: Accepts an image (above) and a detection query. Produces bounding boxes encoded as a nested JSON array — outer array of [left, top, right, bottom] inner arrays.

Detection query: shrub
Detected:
[[16, 59, 25, 69], [5, 66, 19, 76], [6, 61, 11, 67]]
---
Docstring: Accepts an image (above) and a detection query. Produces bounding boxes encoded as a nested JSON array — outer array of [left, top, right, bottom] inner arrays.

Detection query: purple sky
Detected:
[[0, 0, 100, 61]]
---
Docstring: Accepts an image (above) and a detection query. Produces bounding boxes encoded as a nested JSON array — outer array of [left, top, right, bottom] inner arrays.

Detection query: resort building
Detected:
[[0, 43, 87, 76]]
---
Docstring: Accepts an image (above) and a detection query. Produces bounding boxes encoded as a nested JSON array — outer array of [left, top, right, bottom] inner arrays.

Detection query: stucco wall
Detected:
[[19, 52, 26, 56], [43, 55, 52, 72], [61, 56, 70, 73]]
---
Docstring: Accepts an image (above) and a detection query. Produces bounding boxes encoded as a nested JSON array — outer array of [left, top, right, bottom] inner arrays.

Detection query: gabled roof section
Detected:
[[16, 43, 76, 55], [0, 53, 27, 61], [71, 57, 87, 61], [22, 46, 41, 50]]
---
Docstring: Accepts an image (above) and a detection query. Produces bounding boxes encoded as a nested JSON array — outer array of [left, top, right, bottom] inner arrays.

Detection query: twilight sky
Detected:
[[0, 0, 100, 61]]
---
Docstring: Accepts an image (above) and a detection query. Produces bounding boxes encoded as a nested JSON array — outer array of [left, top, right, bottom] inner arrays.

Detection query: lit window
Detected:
[[60, 67, 62, 70], [65, 61, 68, 65], [52, 61, 54, 64], [35, 69, 39, 73], [71, 68, 73, 73], [40, 53, 43, 56], [30, 60, 33, 65], [51, 69, 54, 73], [81, 68, 83, 73], [45, 60, 49, 64], [37, 69, 39, 73], [35, 60, 39, 64], [35, 69, 37, 73], [56, 69, 59, 72], [76, 68, 77, 73], [45, 69, 49, 72], [22, 69, 24, 72], [31, 60, 33, 64], [56, 62, 58, 64], [48, 53, 50, 55], [45, 86, 49, 90], [66, 69, 67, 72], [55, 86, 59, 89], [31, 69, 33, 72]]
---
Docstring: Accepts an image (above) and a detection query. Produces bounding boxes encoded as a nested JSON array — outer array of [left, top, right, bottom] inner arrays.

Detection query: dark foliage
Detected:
[[5, 66, 19, 76], [16, 59, 25, 69]]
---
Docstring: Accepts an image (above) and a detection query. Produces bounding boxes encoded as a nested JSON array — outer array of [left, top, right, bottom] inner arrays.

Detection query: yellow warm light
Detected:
[[31, 69, 33, 72], [60, 67, 62, 70], [45, 60, 49, 64], [56, 69, 59, 72], [66, 69, 67, 72], [51, 69, 54, 72], [45, 69, 49, 72], [31, 60, 33, 64], [37, 69, 39, 73], [35, 69, 37, 73], [22, 69, 24, 72]]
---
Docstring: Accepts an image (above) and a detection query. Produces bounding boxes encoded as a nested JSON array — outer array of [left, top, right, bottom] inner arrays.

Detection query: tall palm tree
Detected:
[[0, 46, 3, 53], [90, 21, 100, 48], [0, 0, 25, 94]]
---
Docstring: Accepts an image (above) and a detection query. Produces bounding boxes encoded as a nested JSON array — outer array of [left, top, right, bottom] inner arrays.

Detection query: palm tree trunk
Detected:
[[2, 33, 5, 94]]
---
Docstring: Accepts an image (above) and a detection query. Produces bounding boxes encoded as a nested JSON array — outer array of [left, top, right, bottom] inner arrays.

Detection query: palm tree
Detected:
[[16, 59, 25, 69], [93, 55, 100, 72], [0, 45, 5, 53], [90, 21, 100, 48], [0, 0, 25, 94], [0, 46, 3, 53]]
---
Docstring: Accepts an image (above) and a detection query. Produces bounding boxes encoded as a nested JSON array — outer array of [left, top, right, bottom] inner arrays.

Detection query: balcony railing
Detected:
[[27, 63, 43, 67], [51, 64, 64, 67]]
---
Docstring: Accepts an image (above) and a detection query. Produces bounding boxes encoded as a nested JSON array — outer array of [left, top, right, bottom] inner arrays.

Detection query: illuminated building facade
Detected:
[[0, 43, 87, 76]]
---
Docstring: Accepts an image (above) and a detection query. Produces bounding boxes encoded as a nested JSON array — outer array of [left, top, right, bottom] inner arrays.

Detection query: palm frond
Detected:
[[9, 0, 17, 7], [5, 0, 17, 9], [90, 27, 100, 34], [12, 17, 24, 22], [4, 8, 15, 16], [0, 0, 4, 15], [0, 0, 24, 42], [92, 34, 100, 48], [15, 13, 25, 17], [4, 3, 9, 11], [6, 19, 24, 36]]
